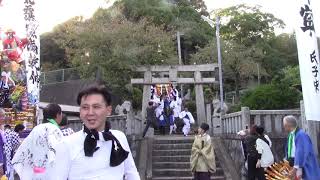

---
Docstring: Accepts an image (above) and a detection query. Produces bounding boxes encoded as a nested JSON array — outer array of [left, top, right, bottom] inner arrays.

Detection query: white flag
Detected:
[[295, 0, 320, 120], [23, 0, 41, 105]]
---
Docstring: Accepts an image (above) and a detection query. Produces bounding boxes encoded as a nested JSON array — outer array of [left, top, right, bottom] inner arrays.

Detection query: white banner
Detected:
[[295, 0, 320, 120], [23, 0, 40, 105]]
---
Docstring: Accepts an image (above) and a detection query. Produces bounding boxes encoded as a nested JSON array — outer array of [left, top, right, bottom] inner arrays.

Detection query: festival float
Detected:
[[0, 0, 40, 134]]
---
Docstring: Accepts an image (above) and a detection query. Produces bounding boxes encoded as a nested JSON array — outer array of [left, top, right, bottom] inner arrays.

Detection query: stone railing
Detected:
[[221, 107, 301, 135], [250, 110, 301, 134], [221, 111, 243, 134]]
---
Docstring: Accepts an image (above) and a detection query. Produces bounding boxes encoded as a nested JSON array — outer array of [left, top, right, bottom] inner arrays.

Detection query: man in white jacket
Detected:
[[53, 85, 140, 180]]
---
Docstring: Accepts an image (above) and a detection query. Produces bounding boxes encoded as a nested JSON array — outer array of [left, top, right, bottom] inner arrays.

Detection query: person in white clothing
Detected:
[[54, 85, 140, 180], [179, 108, 195, 136], [255, 126, 274, 171], [264, 134, 272, 148], [12, 103, 64, 180]]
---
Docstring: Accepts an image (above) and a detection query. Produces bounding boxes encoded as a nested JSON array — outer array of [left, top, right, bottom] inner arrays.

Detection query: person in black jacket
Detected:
[[244, 125, 265, 180], [142, 101, 158, 137]]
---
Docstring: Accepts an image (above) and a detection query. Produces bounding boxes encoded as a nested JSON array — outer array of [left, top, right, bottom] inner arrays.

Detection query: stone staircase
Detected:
[[151, 136, 226, 180]]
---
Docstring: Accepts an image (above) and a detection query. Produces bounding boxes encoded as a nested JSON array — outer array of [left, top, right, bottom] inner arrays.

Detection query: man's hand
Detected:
[[289, 168, 297, 179], [0, 165, 4, 176], [256, 159, 261, 168]]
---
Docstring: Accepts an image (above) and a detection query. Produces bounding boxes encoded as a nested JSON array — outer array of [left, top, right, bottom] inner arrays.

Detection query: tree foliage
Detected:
[[240, 65, 302, 110], [215, 4, 285, 46], [240, 83, 301, 110], [191, 5, 295, 102], [117, 0, 214, 63]]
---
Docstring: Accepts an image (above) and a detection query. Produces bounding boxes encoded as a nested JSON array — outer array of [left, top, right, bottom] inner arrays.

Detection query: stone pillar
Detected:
[[169, 66, 177, 83], [300, 101, 319, 157], [141, 71, 152, 122], [264, 115, 272, 133], [194, 71, 206, 125], [241, 107, 250, 130], [206, 104, 212, 127], [274, 115, 282, 133]]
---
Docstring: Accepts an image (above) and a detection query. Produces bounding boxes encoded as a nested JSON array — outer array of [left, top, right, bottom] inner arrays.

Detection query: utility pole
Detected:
[[216, 16, 224, 113], [257, 63, 261, 85], [177, 31, 182, 65], [177, 31, 184, 97], [201, 15, 224, 112]]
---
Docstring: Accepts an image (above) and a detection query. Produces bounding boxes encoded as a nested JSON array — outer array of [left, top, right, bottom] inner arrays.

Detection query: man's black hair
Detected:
[[4, 124, 11, 129], [59, 114, 68, 126], [43, 103, 62, 123], [77, 85, 112, 106], [200, 123, 209, 132], [14, 124, 25, 132], [256, 126, 265, 135]]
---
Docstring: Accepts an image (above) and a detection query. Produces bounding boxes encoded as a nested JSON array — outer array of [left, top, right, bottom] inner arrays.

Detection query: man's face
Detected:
[[80, 94, 112, 131], [283, 119, 291, 133], [197, 127, 205, 135], [56, 112, 63, 125]]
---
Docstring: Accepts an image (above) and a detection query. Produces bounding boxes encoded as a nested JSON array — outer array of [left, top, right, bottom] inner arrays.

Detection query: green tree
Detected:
[[40, 16, 86, 71], [40, 33, 67, 71], [191, 5, 287, 101], [262, 33, 299, 76], [241, 66, 302, 110], [214, 4, 285, 47], [117, 0, 214, 64], [69, 16, 177, 98], [240, 83, 301, 110], [191, 39, 267, 102]]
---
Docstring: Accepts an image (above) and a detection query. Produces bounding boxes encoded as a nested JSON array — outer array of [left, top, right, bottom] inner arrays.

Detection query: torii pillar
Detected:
[[141, 71, 152, 122], [194, 70, 206, 124]]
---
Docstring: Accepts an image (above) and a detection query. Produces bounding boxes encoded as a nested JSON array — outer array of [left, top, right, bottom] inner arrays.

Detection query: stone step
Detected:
[[154, 139, 194, 144], [153, 161, 221, 169], [153, 149, 191, 156], [153, 155, 191, 162], [153, 143, 193, 150], [152, 176, 226, 180], [152, 168, 224, 177]]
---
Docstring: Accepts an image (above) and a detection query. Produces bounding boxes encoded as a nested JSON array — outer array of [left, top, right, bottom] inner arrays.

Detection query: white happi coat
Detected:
[[12, 123, 64, 180], [53, 130, 140, 180], [179, 111, 195, 135]]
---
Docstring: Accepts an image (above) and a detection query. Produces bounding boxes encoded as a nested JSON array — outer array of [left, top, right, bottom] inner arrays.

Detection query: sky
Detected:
[[0, 0, 319, 36]]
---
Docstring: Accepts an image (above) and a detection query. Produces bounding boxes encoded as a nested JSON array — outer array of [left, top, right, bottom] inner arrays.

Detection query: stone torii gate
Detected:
[[131, 64, 219, 125]]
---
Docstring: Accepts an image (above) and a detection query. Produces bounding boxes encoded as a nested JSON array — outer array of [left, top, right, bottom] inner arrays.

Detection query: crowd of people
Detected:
[[0, 123, 24, 180], [238, 115, 320, 180], [0, 84, 319, 180], [142, 84, 195, 137], [0, 85, 140, 180]]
